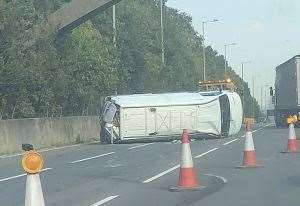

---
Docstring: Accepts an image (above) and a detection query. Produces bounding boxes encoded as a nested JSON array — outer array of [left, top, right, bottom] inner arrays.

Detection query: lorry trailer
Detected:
[[275, 55, 300, 127]]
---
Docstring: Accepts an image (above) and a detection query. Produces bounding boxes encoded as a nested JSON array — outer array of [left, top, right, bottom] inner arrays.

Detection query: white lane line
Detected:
[[0, 141, 101, 159], [252, 128, 262, 133], [89, 195, 119, 206], [0, 152, 24, 159], [0, 174, 27, 182], [204, 173, 228, 183], [252, 123, 272, 133], [143, 148, 219, 183], [0, 168, 52, 183], [68, 152, 115, 164], [239, 123, 271, 138], [143, 124, 271, 184], [143, 164, 180, 183], [39, 143, 96, 153], [223, 138, 239, 146], [128, 143, 155, 150], [194, 147, 219, 159]]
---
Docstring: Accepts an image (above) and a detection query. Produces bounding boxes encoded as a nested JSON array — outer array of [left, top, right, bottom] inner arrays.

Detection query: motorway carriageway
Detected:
[[1, 124, 300, 206]]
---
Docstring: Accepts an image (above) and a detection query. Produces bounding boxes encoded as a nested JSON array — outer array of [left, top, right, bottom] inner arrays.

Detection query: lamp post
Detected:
[[160, 0, 165, 65], [112, 5, 116, 48], [251, 75, 262, 119], [202, 19, 219, 82], [264, 89, 267, 116], [252, 76, 255, 118], [260, 85, 263, 116], [224, 42, 236, 79], [241, 60, 251, 111]]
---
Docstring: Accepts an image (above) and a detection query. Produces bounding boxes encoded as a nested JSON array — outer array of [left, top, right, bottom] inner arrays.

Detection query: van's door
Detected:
[[219, 94, 230, 137]]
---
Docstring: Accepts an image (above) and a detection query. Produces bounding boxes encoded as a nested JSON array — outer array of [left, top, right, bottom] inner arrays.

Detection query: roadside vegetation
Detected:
[[0, 0, 260, 119]]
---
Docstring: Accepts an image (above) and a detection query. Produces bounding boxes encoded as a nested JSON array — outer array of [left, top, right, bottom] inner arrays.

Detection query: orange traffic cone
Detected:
[[22, 144, 45, 206], [236, 123, 262, 168], [171, 129, 202, 191], [282, 123, 299, 153]]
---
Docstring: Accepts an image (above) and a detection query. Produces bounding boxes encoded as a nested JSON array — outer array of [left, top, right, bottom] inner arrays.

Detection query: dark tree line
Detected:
[[0, 0, 260, 119]]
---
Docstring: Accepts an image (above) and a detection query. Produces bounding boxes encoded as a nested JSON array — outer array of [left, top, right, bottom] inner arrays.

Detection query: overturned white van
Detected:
[[100, 90, 243, 144]]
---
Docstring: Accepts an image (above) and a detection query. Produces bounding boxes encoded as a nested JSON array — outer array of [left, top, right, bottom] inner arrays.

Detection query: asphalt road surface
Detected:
[[1, 124, 300, 206]]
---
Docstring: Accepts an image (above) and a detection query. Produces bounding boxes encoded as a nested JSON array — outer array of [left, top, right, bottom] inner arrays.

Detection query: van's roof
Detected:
[[109, 91, 230, 108]]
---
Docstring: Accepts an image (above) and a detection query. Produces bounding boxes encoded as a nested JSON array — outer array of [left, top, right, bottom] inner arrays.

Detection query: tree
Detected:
[[0, 0, 261, 119]]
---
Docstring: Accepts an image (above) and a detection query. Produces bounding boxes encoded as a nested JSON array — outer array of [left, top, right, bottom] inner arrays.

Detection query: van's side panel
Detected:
[[120, 100, 221, 139], [121, 108, 146, 138]]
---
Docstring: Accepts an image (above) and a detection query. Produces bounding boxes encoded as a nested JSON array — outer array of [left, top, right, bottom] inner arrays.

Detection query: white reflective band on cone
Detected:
[[289, 124, 296, 140], [244, 131, 255, 151], [25, 174, 45, 206], [180, 143, 194, 168]]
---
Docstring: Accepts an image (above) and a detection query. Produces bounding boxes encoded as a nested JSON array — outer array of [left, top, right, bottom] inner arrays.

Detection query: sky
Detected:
[[167, 0, 300, 106]]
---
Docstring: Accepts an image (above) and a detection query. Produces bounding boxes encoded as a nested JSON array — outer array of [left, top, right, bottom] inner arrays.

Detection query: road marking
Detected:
[[143, 124, 271, 184], [0, 141, 101, 159], [128, 143, 155, 150], [143, 164, 180, 183], [0, 152, 24, 159], [39, 143, 97, 153], [253, 123, 272, 133], [69, 152, 115, 164], [252, 128, 262, 133], [194, 147, 219, 159], [204, 173, 228, 183], [143, 148, 219, 183], [239, 123, 271, 138], [89, 195, 119, 206], [0, 168, 52, 183], [223, 138, 239, 145]]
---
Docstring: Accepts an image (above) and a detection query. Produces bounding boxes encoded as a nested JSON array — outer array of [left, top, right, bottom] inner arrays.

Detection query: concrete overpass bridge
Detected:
[[49, 0, 121, 34], [28, 0, 122, 48]]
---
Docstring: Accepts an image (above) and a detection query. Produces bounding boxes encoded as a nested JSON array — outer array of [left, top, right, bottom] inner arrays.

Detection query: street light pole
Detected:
[[260, 85, 263, 116], [202, 22, 206, 82], [252, 76, 255, 118], [241, 60, 251, 112], [224, 42, 236, 79], [202, 19, 219, 82], [264, 89, 267, 115], [224, 45, 227, 79], [160, 0, 165, 65], [113, 5, 116, 48]]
